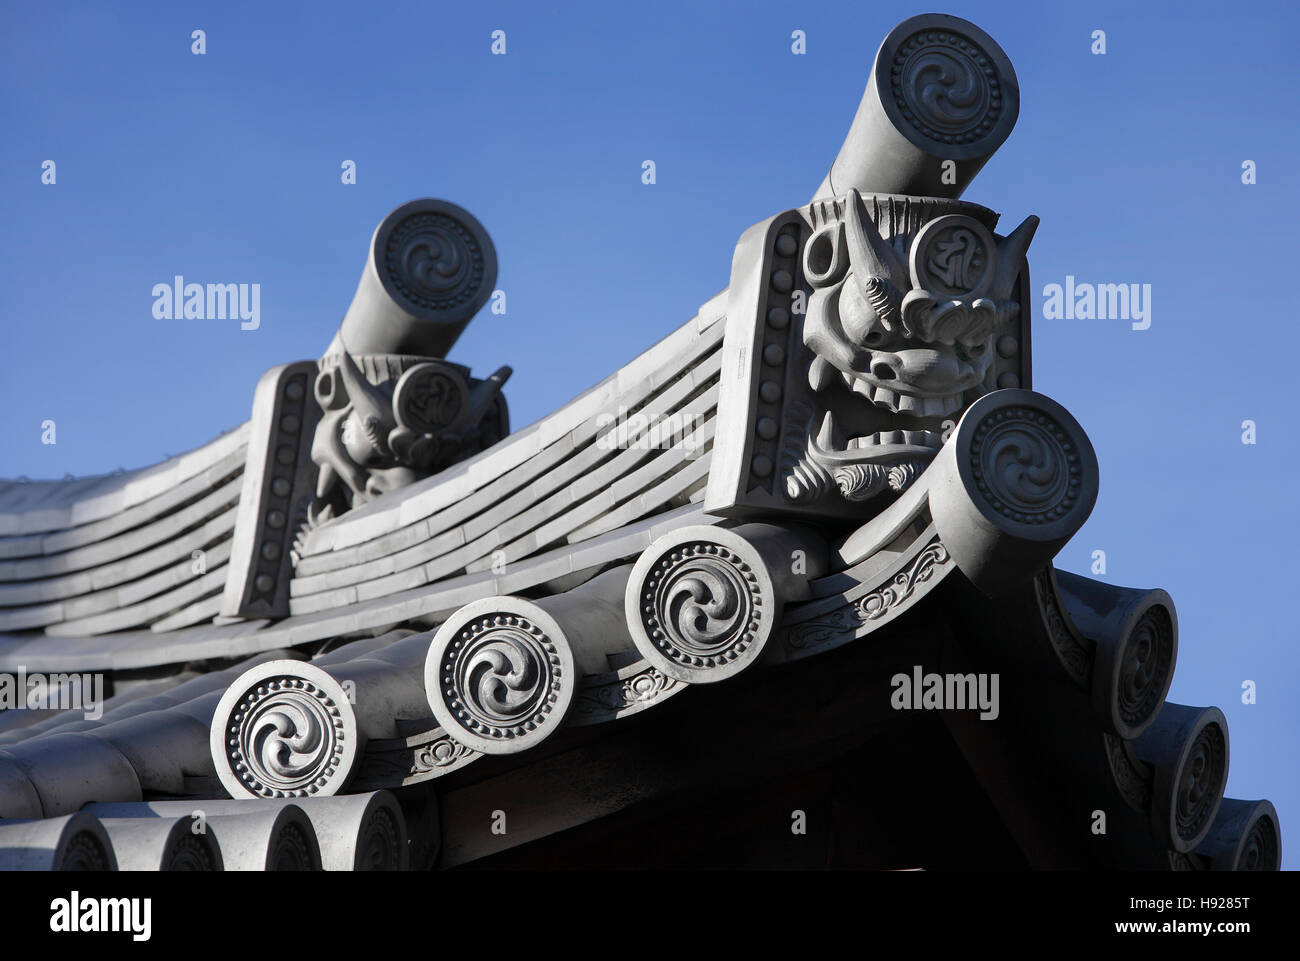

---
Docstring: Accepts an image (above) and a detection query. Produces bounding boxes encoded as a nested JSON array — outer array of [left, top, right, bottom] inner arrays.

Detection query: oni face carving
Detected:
[[788, 189, 1036, 505]]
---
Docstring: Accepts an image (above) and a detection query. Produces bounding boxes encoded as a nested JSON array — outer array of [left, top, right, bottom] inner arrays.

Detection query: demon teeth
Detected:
[[844, 374, 964, 418], [922, 395, 948, 417], [849, 429, 942, 450]]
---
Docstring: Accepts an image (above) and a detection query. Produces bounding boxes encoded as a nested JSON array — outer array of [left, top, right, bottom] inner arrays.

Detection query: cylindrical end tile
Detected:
[[210, 659, 361, 800], [425, 597, 575, 755]]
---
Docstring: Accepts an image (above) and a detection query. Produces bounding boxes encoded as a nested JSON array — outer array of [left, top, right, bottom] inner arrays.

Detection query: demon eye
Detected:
[[803, 222, 848, 287]]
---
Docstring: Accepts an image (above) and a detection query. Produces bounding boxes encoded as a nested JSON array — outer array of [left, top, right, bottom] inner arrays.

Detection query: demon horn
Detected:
[[337, 352, 394, 435], [845, 189, 908, 294], [991, 215, 1039, 300]]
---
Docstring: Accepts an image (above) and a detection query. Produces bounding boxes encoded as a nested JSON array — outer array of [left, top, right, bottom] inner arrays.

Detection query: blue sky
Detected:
[[1, 0, 1296, 866]]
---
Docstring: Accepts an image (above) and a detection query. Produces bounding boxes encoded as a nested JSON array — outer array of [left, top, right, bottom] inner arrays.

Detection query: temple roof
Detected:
[[0, 12, 1281, 873]]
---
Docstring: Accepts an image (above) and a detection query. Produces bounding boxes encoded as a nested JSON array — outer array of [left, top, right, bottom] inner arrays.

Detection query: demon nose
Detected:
[[870, 349, 968, 393]]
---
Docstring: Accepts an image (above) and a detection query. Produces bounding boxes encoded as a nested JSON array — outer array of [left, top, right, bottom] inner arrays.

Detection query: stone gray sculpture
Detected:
[[0, 11, 1281, 872], [310, 198, 510, 521], [707, 14, 1035, 525], [624, 523, 827, 683], [811, 14, 1020, 201], [220, 199, 511, 620]]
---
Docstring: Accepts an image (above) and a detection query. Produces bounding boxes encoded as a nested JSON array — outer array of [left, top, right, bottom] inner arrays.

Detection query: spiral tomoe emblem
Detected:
[[427, 600, 575, 755], [383, 210, 488, 316], [632, 538, 770, 682], [969, 407, 1081, 526], [889, 29, 1002, 146], [1175, 722, 1227, 845], [1117, 605, 1175, 730], [233, 679, 342, 796], [212, 661, 358, 800]]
